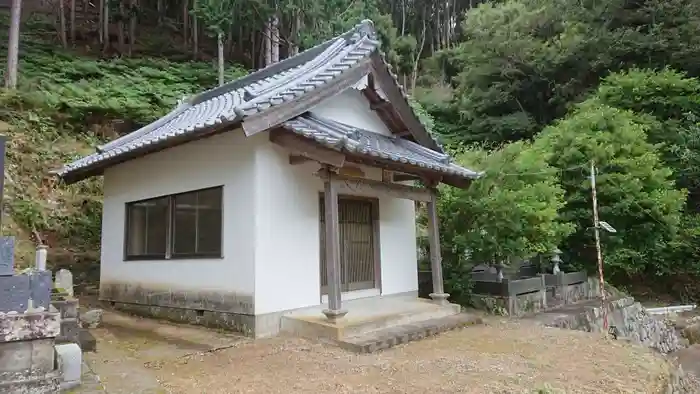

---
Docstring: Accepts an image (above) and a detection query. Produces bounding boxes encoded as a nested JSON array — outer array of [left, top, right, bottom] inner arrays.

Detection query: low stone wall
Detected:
[[471, 276, 602, 317], [547, 276, 601, 307], [471, 290, 547, 317], [544, 297, 683, 354]]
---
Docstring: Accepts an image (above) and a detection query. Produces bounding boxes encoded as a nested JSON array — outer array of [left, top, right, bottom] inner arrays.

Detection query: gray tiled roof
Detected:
[[283, 115, 480, 180], [57, 19, 456, 183]]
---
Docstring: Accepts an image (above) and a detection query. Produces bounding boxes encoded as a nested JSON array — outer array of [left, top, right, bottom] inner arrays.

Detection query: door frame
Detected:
[[318, 193, 382, 300]]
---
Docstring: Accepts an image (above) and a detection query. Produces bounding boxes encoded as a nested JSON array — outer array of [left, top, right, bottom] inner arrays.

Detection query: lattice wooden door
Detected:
[[319, 196, 377, 295]]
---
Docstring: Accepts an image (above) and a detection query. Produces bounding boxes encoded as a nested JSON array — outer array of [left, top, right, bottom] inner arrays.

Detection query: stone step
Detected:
[[337, 313, 483, 353]]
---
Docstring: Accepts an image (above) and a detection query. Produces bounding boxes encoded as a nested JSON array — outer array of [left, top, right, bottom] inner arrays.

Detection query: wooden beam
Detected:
[[338, 165, 365, 178], [393, 173, 421, 182], [369, 101, 392, 111], [241, 60, 371, 136], [289, 155, 311, 165], [270, 129, 346, 168], [381, 170, 393, 182], [330, 174, 432, 202]]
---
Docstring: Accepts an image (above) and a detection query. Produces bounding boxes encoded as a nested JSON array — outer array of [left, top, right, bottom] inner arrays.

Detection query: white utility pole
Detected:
[[590, 160, 607, 330]]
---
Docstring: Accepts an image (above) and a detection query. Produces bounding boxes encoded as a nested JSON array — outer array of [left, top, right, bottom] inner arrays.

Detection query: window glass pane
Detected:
[[126, 197, 168, 257], [197, 188, 222, 254], [173, 192, 197, 255]]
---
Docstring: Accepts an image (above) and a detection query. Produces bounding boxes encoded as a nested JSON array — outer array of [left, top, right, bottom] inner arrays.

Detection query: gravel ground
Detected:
[[77, 310, 679, 394], [156, 322, 673, 393]]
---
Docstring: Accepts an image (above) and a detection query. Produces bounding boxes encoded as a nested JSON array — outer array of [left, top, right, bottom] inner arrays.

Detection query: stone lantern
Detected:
[[551, 248, 562, 275]]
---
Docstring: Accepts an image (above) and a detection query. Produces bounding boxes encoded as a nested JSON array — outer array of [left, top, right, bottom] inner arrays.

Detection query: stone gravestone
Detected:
[[0, 237, 52, 312], [55, 268, 74, 297], [0, 236, 14, 276], [0, 274, 30, 313], [31, 270, 53, 309]]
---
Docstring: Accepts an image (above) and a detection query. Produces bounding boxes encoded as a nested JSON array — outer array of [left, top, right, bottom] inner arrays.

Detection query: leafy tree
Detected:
[[594, 68, 700, 210], [532, 100, 686, 278], [191, 0, 238, 86], [422, 0, 700, 146], [439, 141, 573, 269]]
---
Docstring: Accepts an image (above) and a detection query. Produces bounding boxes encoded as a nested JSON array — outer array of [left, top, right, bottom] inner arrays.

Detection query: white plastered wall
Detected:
[[253, 89, 418, 315], [100, 130, 257, 299]]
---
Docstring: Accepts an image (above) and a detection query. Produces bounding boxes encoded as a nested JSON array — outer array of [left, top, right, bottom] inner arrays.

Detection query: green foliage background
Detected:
[[5, 0, 700, 301]]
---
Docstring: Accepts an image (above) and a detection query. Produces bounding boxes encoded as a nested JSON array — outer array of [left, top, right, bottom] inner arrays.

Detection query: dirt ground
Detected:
[[72, 309, 681, 394]]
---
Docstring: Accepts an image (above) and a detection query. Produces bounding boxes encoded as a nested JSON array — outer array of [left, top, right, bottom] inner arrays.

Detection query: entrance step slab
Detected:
[[280, 296, 461, 341], [338, 313, 483, 353]]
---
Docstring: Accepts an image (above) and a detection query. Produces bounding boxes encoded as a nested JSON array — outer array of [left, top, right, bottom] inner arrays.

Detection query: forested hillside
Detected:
[[3, 0, 700, 301]]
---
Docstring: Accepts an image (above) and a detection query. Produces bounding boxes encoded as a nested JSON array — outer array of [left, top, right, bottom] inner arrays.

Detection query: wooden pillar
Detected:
[[427, 189, 449, 305], [321, 167, 347, 321]]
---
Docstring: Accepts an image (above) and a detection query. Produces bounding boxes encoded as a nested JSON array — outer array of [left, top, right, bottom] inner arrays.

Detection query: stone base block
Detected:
[[0, 339, 56, 376], [56, 343, 82, 390], [0, 370, 60, 394], [57, 318, 80, 345], [0, 309, 60, 342], [78, 329, 97, 352]]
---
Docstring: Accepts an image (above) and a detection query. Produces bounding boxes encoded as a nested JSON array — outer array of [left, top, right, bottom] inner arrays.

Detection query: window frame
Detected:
[[123, 186, 224, 261]]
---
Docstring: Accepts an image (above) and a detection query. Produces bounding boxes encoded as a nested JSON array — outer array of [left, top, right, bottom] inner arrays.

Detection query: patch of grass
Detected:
[[0, 12, 246, 276]]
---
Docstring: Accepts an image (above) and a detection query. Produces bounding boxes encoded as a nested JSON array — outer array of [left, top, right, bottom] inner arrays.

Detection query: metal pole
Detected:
[[590, 160, 607, 330]]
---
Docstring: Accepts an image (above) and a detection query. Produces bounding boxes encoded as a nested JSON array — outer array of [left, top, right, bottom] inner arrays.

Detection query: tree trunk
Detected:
[[271, 15, 279, 64], [411, 14, 427, 91], [250, 30, 258, 70], [182, 0, 189, 45], [218, 32, 225, 86], [226, 29, 233, 58], [118, 0, 125, 53], [128, 0, 137, 56], [401, 0, 405, 35], [264, 19, 271, 66], [102, 0, 110, 53], [4, 0, 22, 89], [70, 0, 75, 45], [98, 0, 104, 44], [289, 11, 300, 56], [192, 0, 198, 58], [59, 0, 67, 48], [156, 0, 162, 25]]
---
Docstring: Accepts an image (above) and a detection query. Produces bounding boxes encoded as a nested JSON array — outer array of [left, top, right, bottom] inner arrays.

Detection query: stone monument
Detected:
[[0, 135, 62, 393]]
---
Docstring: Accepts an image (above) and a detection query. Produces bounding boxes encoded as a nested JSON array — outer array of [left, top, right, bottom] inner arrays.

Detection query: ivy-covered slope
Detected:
[[0, 13, 246, 280]]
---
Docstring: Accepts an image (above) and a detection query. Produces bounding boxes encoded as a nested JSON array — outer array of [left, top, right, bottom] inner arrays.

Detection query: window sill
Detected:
[[124, 254, 224, 262]]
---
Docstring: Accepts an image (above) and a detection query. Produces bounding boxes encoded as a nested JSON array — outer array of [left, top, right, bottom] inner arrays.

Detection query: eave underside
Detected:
[[268, 128, 473, 189]]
